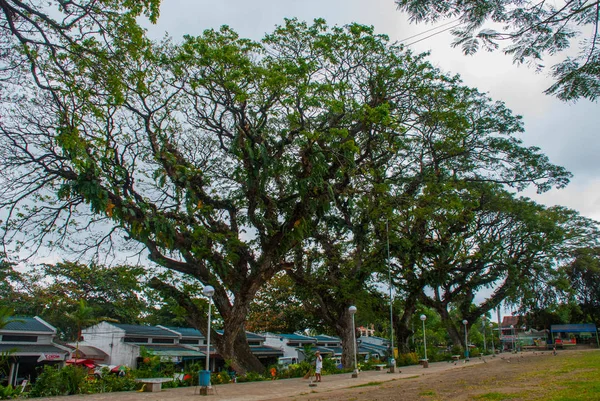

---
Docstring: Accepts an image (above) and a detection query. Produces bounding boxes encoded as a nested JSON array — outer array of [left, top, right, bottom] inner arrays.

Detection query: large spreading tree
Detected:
[[0, 5, 578, 372]]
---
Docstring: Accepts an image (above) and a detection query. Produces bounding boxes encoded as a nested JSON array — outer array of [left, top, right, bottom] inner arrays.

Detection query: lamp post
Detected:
[[202, 285, 215, 390], [510, 325, 515, 353], [349, 306, 358, 378], [386, 221, 396, 371], [420, 315, 428, 368], [489, 322, 495, 356], [481, 316, 487, 354], [462, 320, 469, 361]]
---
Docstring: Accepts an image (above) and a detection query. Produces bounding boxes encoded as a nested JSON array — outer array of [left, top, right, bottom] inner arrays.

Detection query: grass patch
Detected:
[[419, 390, 436, 396], [474, 392, 519, 400], [350, 381, 384, 388]]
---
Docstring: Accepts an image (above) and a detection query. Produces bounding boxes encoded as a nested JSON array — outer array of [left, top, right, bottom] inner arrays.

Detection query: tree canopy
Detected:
[[395, 0, 600, 101], [0, 6, 586, 372]]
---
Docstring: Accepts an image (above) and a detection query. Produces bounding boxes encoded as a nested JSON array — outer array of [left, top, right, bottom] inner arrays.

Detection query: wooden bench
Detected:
[[451, 355, 461, 361], [135, 377, 173, 392], [374, 364, 387, 371]]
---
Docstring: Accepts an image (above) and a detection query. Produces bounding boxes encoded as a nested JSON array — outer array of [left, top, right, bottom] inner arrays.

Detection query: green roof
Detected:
[[249, 346, 283, 356], [142, 345, 205, 357], [0, 344, 68, 354], [277, 333, 315, 342], [2, 317, 54, 333], [164, 327, 204, 338]]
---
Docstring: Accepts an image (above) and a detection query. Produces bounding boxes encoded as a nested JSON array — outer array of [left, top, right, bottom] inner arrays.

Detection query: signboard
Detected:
[[37, 353, 65, 362]]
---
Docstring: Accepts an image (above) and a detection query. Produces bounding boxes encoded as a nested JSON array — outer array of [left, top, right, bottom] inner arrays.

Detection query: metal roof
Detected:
[[215, 330, 265, 341], [314, 335, 341, 343], [164, 326, 204, 338], [1, 317, 54, 333], [551, 324, 597, 333], [112, 324, 179, 338], [141, 345, 205, 357], [70, 345, 109, 360], [0, 344, 68, 355], [249, 346, 283, 356], [276, 333, 316, 342]]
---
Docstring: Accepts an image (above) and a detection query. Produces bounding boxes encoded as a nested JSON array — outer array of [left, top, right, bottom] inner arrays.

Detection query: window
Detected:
[[124, 337, 149, 343], [152, 338, 175, 344], [2, 335, 38, 342], [287, 342, 300, 347], [248, 341, 261, 346], [179, 339, 199, 345]]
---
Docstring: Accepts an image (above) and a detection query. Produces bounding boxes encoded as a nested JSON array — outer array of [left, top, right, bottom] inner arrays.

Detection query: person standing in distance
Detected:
[[315, 351, 323, 382]]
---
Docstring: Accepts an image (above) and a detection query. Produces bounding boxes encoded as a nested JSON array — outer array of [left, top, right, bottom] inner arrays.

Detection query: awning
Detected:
[[0, 344, 69, 360], [551, 324, 597, 333], [249, 345, 284, 357], [71, 345, 108, 361], [141, 345, 205, 357], [66, 358, 96, 368]]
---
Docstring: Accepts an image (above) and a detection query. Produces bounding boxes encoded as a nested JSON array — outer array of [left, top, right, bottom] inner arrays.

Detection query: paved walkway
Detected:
[[35, 357, 496, 401]]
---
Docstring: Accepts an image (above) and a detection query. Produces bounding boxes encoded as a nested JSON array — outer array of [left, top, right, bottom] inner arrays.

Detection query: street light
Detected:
[[462, 320, 469, 361], [386, 221, 395, 371], [510, 325, 515, 353], [489, 322, 495, 356], [202, 285, 215, 389], [420, 315, 428, 367], [481, 316, 487, 354], [349, 305, 358, 378]]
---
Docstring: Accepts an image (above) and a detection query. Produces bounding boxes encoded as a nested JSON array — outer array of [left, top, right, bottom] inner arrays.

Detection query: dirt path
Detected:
[[270, 350, 583, 401]]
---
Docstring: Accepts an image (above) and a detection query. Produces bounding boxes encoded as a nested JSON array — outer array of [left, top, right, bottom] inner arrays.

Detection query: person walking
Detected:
[[315, 351, 323, 382]]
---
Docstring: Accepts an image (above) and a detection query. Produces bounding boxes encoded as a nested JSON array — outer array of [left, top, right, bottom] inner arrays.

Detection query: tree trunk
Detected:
[[438, 308, 463, 347], [335, 309, 358, 370], [149, 277, 265, 374], [214, 326, 264, 375], [394, 297, 417, 355]]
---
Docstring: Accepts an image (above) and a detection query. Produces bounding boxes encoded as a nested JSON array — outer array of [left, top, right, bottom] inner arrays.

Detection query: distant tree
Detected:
[[246, 274, 311, 334], [563, 247, 600, 325], [395, 0, 600, 101]]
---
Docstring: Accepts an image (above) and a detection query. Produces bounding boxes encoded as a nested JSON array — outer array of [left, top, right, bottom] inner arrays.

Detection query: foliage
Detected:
[[396, 352, 419, 366], [28, 365, 88, 397], [79, 372, 137, 393], [563, 247, 600, 326], [246, 274, 312, 333], [0, 261, 154, 339], [0, 384, 22, 400], [211, 371, 232, 385], [235, 371, 268, 383], [276, 361, 312, 379], [395, 0, 600, 101]]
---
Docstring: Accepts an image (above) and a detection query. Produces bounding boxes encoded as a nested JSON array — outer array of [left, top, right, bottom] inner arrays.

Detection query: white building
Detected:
[[262, 333, 316, 361], [80, 322, 205, 368]]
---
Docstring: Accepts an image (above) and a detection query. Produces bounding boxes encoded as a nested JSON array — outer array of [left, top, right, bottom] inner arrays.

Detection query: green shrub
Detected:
[[396, 352, 419, 366], [277, 361, 311, 379], [236, 371, 267, 383], [29, 364, 88, 397], [322, 357, 340, 374], [0, 384, 22, 400], [211, 370, 231, 385]]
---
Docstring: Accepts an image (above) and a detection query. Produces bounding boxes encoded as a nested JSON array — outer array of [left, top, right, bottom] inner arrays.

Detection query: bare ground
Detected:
[[268, 350, 590, 401]]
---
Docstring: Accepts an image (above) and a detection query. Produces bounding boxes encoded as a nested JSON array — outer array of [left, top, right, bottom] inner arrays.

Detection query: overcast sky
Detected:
[[141, 0, 600, 223]]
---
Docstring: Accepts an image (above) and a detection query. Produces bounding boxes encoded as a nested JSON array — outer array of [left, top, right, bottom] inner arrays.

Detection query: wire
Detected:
[[404, 22, 464, 47], [398, 19, 460, 43]]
